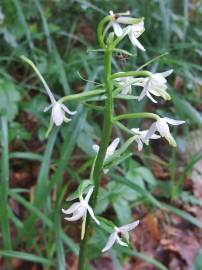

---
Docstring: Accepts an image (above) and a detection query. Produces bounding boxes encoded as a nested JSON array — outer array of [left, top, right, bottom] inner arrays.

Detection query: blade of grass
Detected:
[[12, 0, 34, 50], [33, 0, 52, 52], [162, 202, 202, 229], [0, 250, 52, 266], [0, 117, 12, 250], [123, 249, 168, 270]]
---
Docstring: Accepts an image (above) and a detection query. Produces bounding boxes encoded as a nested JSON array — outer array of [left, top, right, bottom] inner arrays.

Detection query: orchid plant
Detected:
[[21, 9, 185, 270]]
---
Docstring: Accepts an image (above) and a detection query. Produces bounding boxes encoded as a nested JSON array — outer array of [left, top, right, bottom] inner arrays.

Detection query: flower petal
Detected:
[[86, 205, 100, 224], [51, 102, 65, 126], [44, 104, 53, 112], [61, 104, 77, 115], [84, 186, 94, 203], [102, 232, 117, 252], [128, 33, 145, 51], [156, 118, 170, 137], [92, 144, 100, 154], [145, 122, 157, 141], [146, 91, 158, 103], [119, 220, 140, 233], [62, 202, 80, 214], [64, 208, 86, 222], [163, 117, 185, 126], [106, 137, 120, 158], [116, 235, 128, 246], [112, 22, 123, 37], [136, 138, 143, 151], [158, 69, 173, 78]]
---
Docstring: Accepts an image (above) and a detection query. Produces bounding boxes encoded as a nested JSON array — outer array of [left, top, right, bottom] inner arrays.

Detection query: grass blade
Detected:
[[0, 250, 52, 266], [0, 117, 11, 251]]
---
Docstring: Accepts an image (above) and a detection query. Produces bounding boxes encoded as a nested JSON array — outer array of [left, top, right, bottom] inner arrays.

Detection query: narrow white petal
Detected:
[[64, 208, 86, 221], [158, 69, 173, 78], [112, 22, 123, 37], [136, 138, 143, 151], [119, 220, 140, 233], [163, 117, 185, 126], [92, 144, 99, 154], [86, 205, 100, 224], [130, 35, 145, 51], [106, 138, 120, 158], [44, 104, 53, 112], [116, 235, 128, 246], [145, 123, 157, 141], [62, 202, 80, 214], [61, 104, 77, 115], [102, 232, 117, 252], [84, 186, 94, 203], [103, 21, 113, 36], [138, 88, 147, 101], [147, 91, 158, 103]]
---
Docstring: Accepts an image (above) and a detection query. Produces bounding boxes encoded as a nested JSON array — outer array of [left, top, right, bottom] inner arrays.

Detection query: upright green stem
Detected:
[[77, 49, 113, 270]]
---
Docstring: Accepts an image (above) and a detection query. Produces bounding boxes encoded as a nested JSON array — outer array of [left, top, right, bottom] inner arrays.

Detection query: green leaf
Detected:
[[113, 198, 131, 224], [0, 79, 20, 121]]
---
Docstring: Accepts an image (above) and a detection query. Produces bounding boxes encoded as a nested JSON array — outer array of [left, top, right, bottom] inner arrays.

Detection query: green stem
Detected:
[[77, 49, 113, 270], [97, 16, 110, 48], [111, 70, 151, 79], [59, 89, 105, 103], [0, 117, 12, 267], [113, 113, 160, 122]]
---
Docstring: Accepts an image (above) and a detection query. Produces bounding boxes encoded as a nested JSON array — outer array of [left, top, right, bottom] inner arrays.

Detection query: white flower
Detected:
[[105, 10, 130, 37], [115, 76, 135, 95], [62, 186, 100, 238], [21, 56, 76, 126], [44, 97, 76, 127], [115, 76, 147, 95], [127, 21, 145, 51], [102, 220, 139, 252], [105, 10, 143, 38], [145, 117, 185, 147], [131, 128, 160, 151], [135, 70, 173, 103], [93, 138, 120, 173], [42, 81, 76, 126]]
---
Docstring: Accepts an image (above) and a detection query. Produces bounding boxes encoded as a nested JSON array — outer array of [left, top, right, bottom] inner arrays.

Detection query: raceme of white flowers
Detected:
[[102, 220, 140, 252], [145, 117, 185, 147], [131, 128, 160, 151], [61, 9, 185, 254]]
